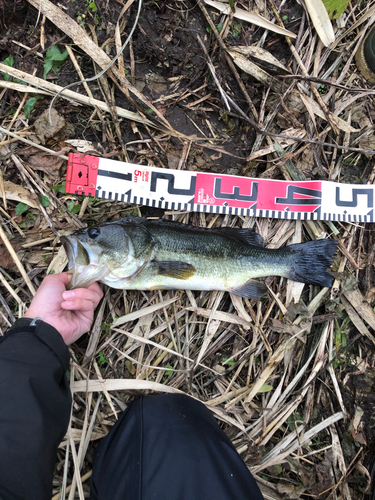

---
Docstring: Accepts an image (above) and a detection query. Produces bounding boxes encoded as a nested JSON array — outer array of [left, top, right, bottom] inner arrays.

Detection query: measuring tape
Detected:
[[65, 153, 374, 223]]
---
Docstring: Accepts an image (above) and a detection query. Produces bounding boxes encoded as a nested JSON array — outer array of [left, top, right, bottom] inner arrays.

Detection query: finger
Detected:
[[63, 287, 102, 307], [57, 272, 74, 286], [87, 282, 104, 301], [43, 272, 73, 287], [61, 297, 96, 312]]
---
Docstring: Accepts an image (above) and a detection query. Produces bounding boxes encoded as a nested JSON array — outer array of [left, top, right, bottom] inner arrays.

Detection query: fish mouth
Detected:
[[60, 234, 109, 290], [61, 235, 91, 289], [61, 235, 90, 269]]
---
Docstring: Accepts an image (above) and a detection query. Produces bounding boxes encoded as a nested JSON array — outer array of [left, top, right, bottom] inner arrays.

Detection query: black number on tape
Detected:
[[276, 186, 322, 205], [150, 172, 197, 195], [214, 179, 258, 201], [335, 187, 373, 208]]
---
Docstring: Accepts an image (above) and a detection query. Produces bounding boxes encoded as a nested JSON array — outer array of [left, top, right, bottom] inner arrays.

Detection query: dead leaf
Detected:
[[297, 147, 315, 178], [0, 237, 24, 271], [34, 108, 65, 143], [21, 151, 64, 178], [231, 46, 290, 73], [359, 135, 375, 158], [65, 139, 100, 154], [166, 147, 181, 169], [247, 128, 306, 161], [228, 49, 281, 91], [4, 180, 39, 209], [304, 0, 335, 46], [27, 250, 51, 266], [47, 245, 68, 274], [276, 483, 306, 499], [204, 0, 296, 38], [351, 103, 370, 128], [299, 92, 359, 132], [0, 139, 17, 160]]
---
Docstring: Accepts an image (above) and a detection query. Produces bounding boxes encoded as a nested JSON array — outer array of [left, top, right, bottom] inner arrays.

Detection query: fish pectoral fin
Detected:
[[230, 280, 267, 299], [156, 261, 196, 280]]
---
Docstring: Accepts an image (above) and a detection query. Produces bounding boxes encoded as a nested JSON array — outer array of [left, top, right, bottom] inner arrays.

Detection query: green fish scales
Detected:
[[61, 217, 338, 298]]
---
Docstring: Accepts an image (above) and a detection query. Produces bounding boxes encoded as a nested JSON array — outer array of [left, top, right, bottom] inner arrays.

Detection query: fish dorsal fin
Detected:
[[156, 261, 196, 280], [230, 280, 267, 299], [216, 227, 264, 247], [141, 218, 264, 246]]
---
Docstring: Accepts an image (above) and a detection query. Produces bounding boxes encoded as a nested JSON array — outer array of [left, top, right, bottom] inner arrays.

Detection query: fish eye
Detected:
[[88, 227, 100, 239]]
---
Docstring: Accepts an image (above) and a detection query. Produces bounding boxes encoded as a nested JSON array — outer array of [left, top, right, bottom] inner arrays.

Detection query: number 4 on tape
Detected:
[[65, 153, 374, 223]]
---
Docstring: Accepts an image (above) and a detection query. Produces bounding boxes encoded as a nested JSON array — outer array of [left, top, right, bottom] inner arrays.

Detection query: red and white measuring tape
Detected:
[[65, 153, 374, 223]]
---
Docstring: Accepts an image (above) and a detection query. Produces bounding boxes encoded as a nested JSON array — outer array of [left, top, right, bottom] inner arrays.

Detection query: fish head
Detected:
[[61, 222, 141, 289]]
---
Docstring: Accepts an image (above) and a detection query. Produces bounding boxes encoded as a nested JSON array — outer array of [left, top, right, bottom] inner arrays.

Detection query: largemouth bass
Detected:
[[61, 217, 337, 298]]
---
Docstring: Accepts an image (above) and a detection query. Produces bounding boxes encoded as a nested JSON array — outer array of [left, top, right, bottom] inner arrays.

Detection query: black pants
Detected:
[[91, 394, 263, 500], [0, 320, 263, 500]]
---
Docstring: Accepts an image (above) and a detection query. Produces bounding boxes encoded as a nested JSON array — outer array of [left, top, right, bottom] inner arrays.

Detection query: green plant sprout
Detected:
[[43, 46, 69, 80]]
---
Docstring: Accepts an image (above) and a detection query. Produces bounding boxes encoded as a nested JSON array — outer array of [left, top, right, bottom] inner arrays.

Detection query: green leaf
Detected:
[[221, 356, 235, 366], [43, 46, 69, 79], [165, 365, 173, 375], [15, 202, 29, 215], [98, 351, 108, 365], [14, 78, 27, 85], [67, 201, 81, 214], [19, 212, 36, 228], [24, 97, 37, 118], [1, 55, 14, 81], [46, 45, 69, 62], [41, 195, 50, 207], [322, 0, 350, 18], [286, 412, 303, 431], [257, 384, 273, 393], [88, 1, 98, 12], [144, 108, 153, 114], [3, 55, 14, 67], [43, 59, 54, 79], [51, 182, 66, 193]]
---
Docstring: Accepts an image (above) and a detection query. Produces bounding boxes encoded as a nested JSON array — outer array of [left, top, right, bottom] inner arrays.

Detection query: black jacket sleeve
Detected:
[[0, 318, 72, 500]]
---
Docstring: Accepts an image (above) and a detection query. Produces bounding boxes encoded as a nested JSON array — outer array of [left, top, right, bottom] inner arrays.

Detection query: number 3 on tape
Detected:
[[65, 154, 374, 223]]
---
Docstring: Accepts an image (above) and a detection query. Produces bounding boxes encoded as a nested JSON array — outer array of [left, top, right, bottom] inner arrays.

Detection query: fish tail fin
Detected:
[[286, 239, 338, 287]]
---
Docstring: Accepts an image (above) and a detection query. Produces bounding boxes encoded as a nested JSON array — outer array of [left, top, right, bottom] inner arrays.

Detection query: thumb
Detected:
[[50, 272, 73, 287]]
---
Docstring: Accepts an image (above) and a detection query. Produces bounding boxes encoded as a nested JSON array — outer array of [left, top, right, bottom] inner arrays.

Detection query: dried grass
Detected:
[[1, 0, 375, 498]]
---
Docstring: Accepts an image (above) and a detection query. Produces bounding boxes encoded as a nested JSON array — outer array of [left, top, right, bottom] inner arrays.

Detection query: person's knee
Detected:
[[141, 393, 215, 429]]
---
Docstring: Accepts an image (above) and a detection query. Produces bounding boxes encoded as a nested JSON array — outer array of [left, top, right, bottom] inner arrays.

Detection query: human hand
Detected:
[[24, 273, 103, 345]]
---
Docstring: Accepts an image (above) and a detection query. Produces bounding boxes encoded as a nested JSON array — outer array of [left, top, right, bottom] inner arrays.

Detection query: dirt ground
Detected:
[[1, 0, 375, 498]]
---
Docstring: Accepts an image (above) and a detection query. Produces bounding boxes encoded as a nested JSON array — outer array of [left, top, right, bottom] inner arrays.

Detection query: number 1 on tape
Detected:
[[65, 153, 374, 223]]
